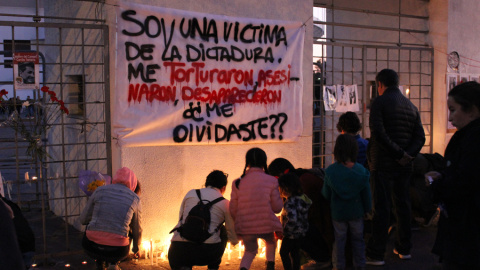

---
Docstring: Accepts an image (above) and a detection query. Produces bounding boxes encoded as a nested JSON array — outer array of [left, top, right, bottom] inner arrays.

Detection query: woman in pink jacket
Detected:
[[230, 148, 284, 270]]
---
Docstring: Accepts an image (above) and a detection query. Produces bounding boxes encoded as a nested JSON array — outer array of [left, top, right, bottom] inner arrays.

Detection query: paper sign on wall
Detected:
[[114, 3, 305, 146], [13, 52, 40, 90], [323, 84, 359, 112]]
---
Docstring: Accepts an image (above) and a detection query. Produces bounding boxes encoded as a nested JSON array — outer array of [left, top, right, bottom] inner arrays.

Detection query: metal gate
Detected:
[[0, 19, 111, 262], [312, 42, 433, 168]]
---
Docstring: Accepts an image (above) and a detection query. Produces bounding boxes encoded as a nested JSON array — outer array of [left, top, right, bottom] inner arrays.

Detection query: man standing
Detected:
[[366, 69, 425, 266]]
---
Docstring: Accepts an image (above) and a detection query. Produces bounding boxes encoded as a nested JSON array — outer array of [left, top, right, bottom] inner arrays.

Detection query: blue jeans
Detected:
[[332, 217, 366, 270], [366, 170, 412, 260]]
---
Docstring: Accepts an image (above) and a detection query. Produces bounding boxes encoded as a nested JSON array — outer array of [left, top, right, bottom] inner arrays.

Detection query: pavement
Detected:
[[28, 215, 443, 270]]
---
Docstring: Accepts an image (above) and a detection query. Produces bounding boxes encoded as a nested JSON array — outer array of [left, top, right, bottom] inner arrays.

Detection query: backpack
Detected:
[[169, 189, 225, 244]]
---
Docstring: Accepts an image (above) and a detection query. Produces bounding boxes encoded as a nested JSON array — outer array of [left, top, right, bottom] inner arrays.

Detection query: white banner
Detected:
[[114, 3, 304, 146]]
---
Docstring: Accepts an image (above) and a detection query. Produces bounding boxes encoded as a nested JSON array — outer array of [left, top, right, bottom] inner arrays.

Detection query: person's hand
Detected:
[[397, 152, 414, 166], [425, 171, 442, 186], [133, 252, 140, 259]]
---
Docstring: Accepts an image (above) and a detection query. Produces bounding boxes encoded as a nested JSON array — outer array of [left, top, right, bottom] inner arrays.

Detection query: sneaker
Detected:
[[366, 257, 385, 266], [393, 248, 411, 260], [301, 260, 331, 269], [266, 261, 275, 270]]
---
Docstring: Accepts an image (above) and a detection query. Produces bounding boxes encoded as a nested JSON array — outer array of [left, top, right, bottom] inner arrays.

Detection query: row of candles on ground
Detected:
[[141, 238, 283, 265]]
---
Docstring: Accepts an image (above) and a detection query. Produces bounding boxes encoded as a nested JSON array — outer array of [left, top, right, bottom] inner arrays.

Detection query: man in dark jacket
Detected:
[[366, 69, 426, 266]]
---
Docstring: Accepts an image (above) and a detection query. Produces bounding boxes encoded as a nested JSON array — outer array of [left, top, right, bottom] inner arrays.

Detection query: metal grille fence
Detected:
[[0, 20, 111, 259], [313, 42, 433, 168]]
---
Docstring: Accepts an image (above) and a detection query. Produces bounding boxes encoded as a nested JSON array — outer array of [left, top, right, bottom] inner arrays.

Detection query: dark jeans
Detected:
[[301, 224, 330, 262], [82, 234, 130, 265], [280, 237, 302, 270], [366, 170, 412, 260], [168, 226, 227, 270]]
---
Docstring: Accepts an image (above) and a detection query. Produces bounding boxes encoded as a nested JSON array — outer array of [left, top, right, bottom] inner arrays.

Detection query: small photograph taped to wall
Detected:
[[13, 52, 40, 90], [323, 85, 337, 111], [447, 74, 457, 92], [336, 84, 359, 112]]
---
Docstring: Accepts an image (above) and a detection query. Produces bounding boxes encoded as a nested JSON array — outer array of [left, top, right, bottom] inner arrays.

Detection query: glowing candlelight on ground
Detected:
[[258, 239, 266, 258], [142, 240, 151, 259], [32, 176, 37, 180], [82, 261, 87, 265], [65, 263, 70, 267]]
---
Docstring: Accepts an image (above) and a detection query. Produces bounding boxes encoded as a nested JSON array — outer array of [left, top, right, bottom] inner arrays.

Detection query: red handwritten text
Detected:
[[128, 83, 176, 103], [181, 86, 281, 104], [164, 62, 254, 86]]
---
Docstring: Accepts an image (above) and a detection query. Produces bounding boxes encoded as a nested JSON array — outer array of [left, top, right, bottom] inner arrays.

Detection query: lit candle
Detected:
[[227, 242, 231, 260], [142, 240, 150, 259], [150, 239, 154, 265], [238, 241, 243, 259], [258, 239, 266, 258]]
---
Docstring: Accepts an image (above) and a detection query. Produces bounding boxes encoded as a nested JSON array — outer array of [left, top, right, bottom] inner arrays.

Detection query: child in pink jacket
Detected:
[[230, 148, 284, 270]]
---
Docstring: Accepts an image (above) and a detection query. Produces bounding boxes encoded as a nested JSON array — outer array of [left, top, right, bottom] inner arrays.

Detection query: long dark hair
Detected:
[[241, 147, 269, 177], [448, 81, 480, 113]]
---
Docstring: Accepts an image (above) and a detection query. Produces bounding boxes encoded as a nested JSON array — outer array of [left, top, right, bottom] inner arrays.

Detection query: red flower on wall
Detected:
[[41, 86, 69, 115], [0, 89, 8, 102], [1, 86, 70, 161]]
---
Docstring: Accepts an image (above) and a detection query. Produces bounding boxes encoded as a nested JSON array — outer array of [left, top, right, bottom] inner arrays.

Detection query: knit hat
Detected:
[[112, 167, 138, 192]]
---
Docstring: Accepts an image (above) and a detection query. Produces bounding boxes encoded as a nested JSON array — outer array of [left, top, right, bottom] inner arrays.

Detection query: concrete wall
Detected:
[[442, 0, 480, 148], [428, 0, 449, 153], [101, 0, 314, 242]]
